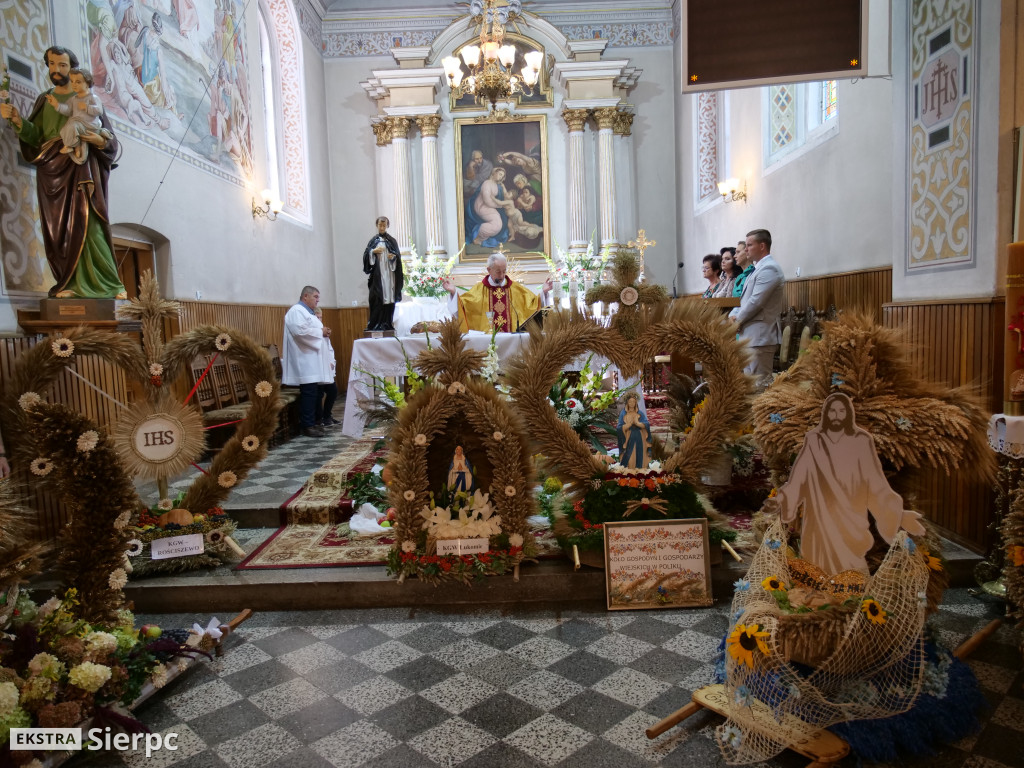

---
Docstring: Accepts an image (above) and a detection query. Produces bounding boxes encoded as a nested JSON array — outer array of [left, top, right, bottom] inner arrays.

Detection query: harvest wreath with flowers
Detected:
[[506, 286, 750, 563], [1, 273, 281, 579], [385, 320, 537, 584]]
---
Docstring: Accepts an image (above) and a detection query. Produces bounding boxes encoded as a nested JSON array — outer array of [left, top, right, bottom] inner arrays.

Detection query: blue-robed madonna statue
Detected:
[[617, 393, 651, 470]]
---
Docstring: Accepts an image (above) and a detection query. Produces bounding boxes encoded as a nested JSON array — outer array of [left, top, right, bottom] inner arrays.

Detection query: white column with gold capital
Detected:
[[614, 108, 637, 245], [370, 119, 393, 228], [416, 113, 445, 257], [594, 106, 619, 255], [562, 107, 590, 256], [386, 116, 413, 255]]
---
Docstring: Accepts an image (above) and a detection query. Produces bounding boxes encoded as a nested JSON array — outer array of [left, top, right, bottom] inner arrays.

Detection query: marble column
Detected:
[[613, 109, 636, 251], [562, 108, 590, 255], [594, 107, 619, 255], [371, 119, 393, 229], [387, 116, 413, 255], [416, 114, 445, 257]]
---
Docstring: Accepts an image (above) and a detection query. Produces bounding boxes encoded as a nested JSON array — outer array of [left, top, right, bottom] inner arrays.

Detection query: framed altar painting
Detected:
[[455, 115, 550, 261]]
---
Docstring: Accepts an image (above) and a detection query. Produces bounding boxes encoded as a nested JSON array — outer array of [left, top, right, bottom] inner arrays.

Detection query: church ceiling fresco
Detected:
[[83, 0, 254, 186]]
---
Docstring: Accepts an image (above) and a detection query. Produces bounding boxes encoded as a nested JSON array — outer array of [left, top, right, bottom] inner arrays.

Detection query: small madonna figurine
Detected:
[[617, 393, 650, 470], [447, 445, 475, 492]]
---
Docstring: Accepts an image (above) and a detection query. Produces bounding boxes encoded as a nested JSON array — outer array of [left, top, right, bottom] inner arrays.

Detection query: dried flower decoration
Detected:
[[218, 471, 237, 488], [509, 533, 524, 547], [51, 338, 74, 358], [114, 510, 132, 530], [30, 457, 53, 477], [76, 430, 99, 453], [255, 380, 273, 398], [18, 391, 42, 411], [149, 362, 163, 376], [241, 435, 260, 452], [414, 433, 427, 446], [215, 333, 232, 351], [492, 431, 503, 441], [403, 490, 416, 501], [125, 540, 144, 557], [206, 529, 225, 545], [108, 568, 128, 590], [504, 485, 517, 497], [402, 540, 417, 553], [157, 498, 174, 511]]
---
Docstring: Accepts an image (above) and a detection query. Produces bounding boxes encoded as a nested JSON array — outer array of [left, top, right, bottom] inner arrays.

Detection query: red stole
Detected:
[[482, 276, 513, 331]]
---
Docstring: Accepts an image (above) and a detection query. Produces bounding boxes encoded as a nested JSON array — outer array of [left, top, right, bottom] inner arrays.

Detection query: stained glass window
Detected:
[[822, 80, 838, 122]]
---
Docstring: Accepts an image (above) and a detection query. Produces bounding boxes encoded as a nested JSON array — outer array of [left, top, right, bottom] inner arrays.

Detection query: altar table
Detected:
[[341, 332, 643, 438]]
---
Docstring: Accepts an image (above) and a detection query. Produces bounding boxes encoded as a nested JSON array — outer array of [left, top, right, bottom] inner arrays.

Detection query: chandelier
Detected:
[[441, 0, 543, 111]]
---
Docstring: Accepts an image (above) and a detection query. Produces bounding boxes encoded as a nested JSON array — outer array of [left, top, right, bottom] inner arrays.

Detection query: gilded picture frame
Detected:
[[604, 518, 713, 611], [455, 114, 550, 262]]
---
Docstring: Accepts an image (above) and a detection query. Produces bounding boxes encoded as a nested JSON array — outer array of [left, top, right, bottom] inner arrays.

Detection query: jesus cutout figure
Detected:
[[775, 393, 926, 575]]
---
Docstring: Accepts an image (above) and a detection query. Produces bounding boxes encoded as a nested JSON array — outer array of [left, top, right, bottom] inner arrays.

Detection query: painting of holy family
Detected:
[[455, 115, 550, 260]]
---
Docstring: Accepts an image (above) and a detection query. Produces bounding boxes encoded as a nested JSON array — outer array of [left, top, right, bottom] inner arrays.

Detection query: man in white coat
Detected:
[[283, 285, 331, 438], [732, 228, 786, 380]]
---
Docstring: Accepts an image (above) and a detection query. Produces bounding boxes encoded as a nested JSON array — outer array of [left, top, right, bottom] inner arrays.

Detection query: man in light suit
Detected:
[[732, 228, 785, 379]]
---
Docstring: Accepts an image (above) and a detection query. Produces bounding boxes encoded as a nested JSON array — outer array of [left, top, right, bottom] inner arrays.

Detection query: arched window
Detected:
[[764, 80, 839, 170], [257, 0, 310, 223], [694, 90, 729, 212]]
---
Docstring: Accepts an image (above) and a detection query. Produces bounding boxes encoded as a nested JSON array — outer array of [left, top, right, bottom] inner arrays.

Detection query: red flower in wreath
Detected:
[[150, 375, 162, 387]]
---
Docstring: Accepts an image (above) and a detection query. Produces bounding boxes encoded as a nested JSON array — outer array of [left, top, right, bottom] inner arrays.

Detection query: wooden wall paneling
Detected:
[[881, 298, 1004, 552], [336, 307, 370, 393], [782, 266, 893, 321]]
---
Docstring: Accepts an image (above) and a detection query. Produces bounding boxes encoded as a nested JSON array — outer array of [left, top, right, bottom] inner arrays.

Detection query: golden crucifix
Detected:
[[627, 229, 656, 278]]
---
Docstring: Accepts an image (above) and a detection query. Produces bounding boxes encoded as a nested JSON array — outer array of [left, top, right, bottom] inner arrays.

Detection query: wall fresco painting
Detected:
[[85, 0, 253, 184]]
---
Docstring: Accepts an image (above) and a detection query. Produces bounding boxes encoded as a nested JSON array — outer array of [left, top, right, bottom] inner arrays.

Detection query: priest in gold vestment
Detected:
[[443, 253, 553, 333]]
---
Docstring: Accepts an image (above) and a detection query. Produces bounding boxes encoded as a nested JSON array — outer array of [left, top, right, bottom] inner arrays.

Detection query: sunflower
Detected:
[[919, 547, 943, 572], [761, 575, 786, 592], [727, 623, 771, 668], [860, 597, 887, 625], [1011, 545, 1024, 567]]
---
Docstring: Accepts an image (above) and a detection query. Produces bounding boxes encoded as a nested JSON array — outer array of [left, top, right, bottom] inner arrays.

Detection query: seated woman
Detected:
[[714, 247, 741, 298], [701, 253, 722, 299], [617, 393, 651, 470]]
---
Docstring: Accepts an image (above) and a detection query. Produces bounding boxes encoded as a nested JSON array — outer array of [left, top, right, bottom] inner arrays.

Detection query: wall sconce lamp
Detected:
[[717, 178, 747, 203], [252, 189, 284, 220]]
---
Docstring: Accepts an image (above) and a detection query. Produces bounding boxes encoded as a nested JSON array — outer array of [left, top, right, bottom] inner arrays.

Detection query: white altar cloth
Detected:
[[393, 297, 452, 337], [342, 332, 643, 438]]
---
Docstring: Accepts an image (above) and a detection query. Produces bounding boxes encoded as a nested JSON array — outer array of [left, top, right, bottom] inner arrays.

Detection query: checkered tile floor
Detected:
[[134, 419, 364, 510], [71, 589, 1020, 768]]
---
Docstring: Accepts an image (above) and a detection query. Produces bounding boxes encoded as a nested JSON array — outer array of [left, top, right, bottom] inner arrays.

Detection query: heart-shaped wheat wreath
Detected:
[[1, 275, 281, 621]]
